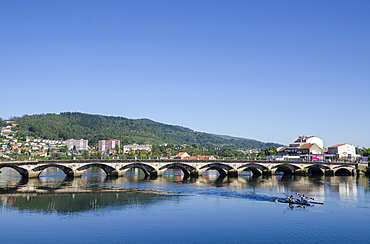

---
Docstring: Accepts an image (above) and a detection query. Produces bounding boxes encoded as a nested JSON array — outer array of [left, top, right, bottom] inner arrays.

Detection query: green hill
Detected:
[[11, 112, 283, 149]]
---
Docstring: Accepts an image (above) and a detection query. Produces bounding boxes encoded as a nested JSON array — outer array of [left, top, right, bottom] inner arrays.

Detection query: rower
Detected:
[[288, 195, 294, 202], [300, 194, 306, 202]]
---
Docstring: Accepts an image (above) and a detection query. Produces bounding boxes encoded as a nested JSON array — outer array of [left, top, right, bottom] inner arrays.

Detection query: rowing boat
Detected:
[[278, 199, 324, 205], [280, 193, 324, 205], [278, 199, 310, 205]]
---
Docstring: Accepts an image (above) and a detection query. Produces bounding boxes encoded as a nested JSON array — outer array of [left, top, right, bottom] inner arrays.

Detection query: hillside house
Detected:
[[175, 152, 190, 159], [123, 144, 152, 154], [11, 144, 19, 150], [188, 155, 216, 160]]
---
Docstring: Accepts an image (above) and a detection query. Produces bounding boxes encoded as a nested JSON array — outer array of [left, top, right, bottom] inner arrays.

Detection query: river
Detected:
[[0, 167, 369, 243]]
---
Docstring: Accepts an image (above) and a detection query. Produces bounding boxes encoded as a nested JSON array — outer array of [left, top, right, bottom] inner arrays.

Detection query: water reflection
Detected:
[[0, 191, 172, 213], [0, 166, 369, 214]]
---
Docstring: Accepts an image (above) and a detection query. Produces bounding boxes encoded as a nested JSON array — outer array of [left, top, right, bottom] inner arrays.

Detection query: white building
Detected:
[[1, 127, 12, 135], [98, 139, 120, 152], [66, 139, 88, 151], [327, 144, 356, 159], [175, 152, 190, 159], [291, 136, 324, 149], [123, 144, 151, 154]]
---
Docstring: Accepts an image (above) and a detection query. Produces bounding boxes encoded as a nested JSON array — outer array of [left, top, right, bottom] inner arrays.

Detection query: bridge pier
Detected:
[[325, 169, 334, 176], [294, 169, 306, 176], [70, 170, 83, 178], [149, 171, 158, 178], [107, 170, 119, 178], [190, 170, 199, 177], [264, 169, 273, 176], [26, 171, 40, 178], [228, 169, 238, 177]]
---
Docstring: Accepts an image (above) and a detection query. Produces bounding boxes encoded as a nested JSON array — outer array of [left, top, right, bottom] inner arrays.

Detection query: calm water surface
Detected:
[[0, 168, 369, 243]]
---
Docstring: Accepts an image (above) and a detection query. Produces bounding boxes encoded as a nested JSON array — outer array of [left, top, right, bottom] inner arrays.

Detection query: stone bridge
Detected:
[[0, 159, 368, 178]]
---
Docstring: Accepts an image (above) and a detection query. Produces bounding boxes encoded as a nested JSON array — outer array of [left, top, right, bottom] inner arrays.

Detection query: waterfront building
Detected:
[[290, 136, 324, 149], [98, 139, 120, 153], [276, 135, 325, 160], [66, 139, 88, 151], [328, 144, 356, 160], [122, 144, 151, 154], [277, 143, 324, 157]]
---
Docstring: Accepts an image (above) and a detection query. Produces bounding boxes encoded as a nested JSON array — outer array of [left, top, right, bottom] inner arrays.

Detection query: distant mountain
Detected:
[[212, 134, 259, 142], [212, 134, 284, 149], [11, 112, 283, 149]]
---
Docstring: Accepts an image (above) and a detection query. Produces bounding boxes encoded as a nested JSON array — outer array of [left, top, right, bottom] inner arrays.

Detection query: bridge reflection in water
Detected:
[[1, 165, 369, 213]]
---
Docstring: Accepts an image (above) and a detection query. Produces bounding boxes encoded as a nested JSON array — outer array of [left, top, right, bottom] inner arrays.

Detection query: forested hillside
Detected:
[[11, 112, 283, 149]]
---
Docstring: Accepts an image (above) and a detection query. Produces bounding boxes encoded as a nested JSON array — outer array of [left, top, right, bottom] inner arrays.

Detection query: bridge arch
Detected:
[[32, 164, 75, 178], [158, 163, 197, 177], [199, 163, 233, 177], [334, 168, 353, 176], [306, 165, 330, 176], [272, 164, 301, 175], [307, 167, 324, 176], [237, 164, 268, 176], [0, 164, 30, 178], [119, 163, 157, 177], [76, 163, 118, 177]]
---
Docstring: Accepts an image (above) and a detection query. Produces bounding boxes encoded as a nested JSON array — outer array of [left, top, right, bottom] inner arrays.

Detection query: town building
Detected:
[[327, 144, 356, 160], [175, 152, 216, 160], [1, 126, 12, 135], [289, 136, 324, 149], [122, 144, 151, 154], [98, 139, 120, 153], [277, 143, 324, 157], [277, 135, 324, 160], [189, 155, 216, 160], [175, 152, 190, 159], [66, 139, 88, 151]]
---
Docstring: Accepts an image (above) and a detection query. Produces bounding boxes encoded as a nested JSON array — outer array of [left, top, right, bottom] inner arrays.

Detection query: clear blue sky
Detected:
[[1, 1, 369, 148]]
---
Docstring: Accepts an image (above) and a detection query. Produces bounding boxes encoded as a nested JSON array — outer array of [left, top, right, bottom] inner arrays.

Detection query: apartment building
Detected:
[[66, 139, 88, 151], [98, 139, 121, 152]]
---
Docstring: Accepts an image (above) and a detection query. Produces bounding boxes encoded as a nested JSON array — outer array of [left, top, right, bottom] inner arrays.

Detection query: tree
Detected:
[[265, 146, 277, 156], [0, 118, 6, 127], [360, 147, 370, 156], [59, 145, 68, 152], [191, 143, 199, 149], [220, 148, 235, 157]]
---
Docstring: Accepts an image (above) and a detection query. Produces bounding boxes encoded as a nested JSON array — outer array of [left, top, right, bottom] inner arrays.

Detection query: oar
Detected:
[[295, 192, 315, 200], [283, 193, 294, 199], [283, 193, 295, 201]]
